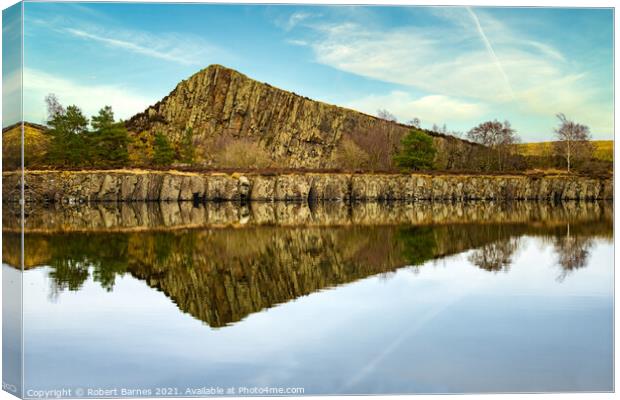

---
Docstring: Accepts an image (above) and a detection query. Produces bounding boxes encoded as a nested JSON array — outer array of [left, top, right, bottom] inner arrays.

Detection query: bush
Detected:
[[152, 132, 175, 166], [216, 138, 272, 169], [331, 136, 370, 170], [393, 129, 436, 170]]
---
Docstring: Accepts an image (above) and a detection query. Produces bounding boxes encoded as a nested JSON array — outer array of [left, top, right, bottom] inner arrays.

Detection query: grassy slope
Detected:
[[517, 140, 613, 162], [2, 123, 51, 168]]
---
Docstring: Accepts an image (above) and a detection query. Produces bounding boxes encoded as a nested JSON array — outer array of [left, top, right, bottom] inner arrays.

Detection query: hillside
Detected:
[[126, 64, 478, 170], [2, 122, 50, 170], [517, 140, 613, 162]]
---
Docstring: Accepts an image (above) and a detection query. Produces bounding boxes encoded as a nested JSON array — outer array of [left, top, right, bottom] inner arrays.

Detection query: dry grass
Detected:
[[2, 124, 51, 169], [517, 140, 613, 162]]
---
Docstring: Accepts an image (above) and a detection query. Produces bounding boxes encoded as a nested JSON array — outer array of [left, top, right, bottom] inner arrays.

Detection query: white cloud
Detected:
[[287, 39, 309, 46], [23, 68, 153, 124], [295, 8, 612, 135], [346, 91, 486, 128], [284, 12, 313, 31]]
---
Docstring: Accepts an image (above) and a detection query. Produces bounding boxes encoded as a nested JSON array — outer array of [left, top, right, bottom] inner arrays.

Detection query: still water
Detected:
[[3, 201, 614, 395]]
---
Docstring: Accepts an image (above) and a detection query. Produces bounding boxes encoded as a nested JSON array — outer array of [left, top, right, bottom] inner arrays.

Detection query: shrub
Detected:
[[152, 132, 175, 166], [216, 138, 272, 169], [331, 136, 370, 170], [180, 127, 195, 164], [128, 131, 154, 167]]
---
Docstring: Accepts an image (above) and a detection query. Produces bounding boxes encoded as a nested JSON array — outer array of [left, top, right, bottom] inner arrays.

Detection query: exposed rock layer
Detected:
[[4, 170, 613, 204], [125, 65, 478, 168]]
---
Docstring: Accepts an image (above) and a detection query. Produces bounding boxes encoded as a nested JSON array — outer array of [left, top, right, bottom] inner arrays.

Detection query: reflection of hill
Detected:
[[3, 202, 611, 328]]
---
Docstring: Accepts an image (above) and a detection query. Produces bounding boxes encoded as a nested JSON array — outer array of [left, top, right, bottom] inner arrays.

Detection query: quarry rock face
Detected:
[[125, 64, 478, 169], [4, 170, 613, 204]]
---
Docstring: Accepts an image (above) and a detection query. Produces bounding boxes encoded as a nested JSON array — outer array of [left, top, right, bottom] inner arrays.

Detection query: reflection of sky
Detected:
[[3, 263, 23, 396], [21, 237, 612, 394]]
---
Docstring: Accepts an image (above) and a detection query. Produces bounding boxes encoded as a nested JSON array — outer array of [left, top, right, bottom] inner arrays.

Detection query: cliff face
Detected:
[[125, 65, 478, 169], [4, 170, 613, 204]]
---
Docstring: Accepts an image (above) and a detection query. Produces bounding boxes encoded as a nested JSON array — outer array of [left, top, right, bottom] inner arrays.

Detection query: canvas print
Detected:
[[1, 2, 614, 398]]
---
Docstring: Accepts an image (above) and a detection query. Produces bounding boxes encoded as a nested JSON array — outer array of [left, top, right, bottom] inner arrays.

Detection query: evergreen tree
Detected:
[[152, 132, 175, 166], [180, 127, 195, 164], [393, 129, 436, 170], [90, 106, 129, 167], [47, 105, 90, 167]]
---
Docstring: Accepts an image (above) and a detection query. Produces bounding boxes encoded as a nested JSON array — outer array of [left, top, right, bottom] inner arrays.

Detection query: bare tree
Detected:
[[45, 93, 65, 122], [408, 117, 421, 129], [346, 109, 400, 170], [331, 135, 370, 170], [428, 123, 469, 170], [552, 223, 593, 282], [377, 109, 397, 122], [467, 120, 519, 171], [553, 113, 593, 172], [431, 123, 449, 134], [468, 237, 520, 273], [352, 122, 401, 171]]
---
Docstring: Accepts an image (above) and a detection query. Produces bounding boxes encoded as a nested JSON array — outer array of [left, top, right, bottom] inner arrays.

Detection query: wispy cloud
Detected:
[[284, 11, 313, 31], [346, 91, 486, 128], [465, 7, 515, 100], [289, 7, 612, 135], [65, 28, 201, 65], [30, 16, 223, 66], [23, 68, 153, 124]]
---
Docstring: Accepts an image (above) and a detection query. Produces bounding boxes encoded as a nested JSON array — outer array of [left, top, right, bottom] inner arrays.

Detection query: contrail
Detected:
[[466, 7, 516, 101], [339, 268, 487, 393]]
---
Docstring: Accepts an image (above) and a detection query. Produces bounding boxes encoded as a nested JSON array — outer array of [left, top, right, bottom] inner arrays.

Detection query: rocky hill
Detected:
[[126, 64, 479, 169]]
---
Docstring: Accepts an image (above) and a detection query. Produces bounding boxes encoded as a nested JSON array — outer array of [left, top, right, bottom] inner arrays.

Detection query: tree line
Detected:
[[43, 94, 193, 168], [389, 111, 599, 174]]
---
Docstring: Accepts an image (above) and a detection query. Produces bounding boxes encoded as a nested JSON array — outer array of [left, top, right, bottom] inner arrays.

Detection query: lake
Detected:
[[2, 201, 613, 395]]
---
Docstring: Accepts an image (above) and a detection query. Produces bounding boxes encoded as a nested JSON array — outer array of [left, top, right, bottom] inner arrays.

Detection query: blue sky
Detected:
[[6, 3, 614, 141]]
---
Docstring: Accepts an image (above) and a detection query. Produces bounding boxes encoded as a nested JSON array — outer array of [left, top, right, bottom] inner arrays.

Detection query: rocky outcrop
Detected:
[[4, 170, 613, 204], [125, 64, 479, 169]]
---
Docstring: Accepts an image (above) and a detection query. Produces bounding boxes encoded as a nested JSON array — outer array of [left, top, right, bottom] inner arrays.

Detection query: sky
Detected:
[[3, 3, 614, 141]]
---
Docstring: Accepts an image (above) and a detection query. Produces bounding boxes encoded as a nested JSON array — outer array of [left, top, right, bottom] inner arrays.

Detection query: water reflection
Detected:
[[551, 225, 596, 282], [4, 200, 613, 232], [3, 201, 612, 328]]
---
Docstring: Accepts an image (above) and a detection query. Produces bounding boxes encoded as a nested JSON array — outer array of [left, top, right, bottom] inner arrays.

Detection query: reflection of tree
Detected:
[[468, 237, 520, 273], [396, 227, 437, 266], [553, 223, 593, 282], [47, 233, 129, 293], [48, 259, 89, 293]]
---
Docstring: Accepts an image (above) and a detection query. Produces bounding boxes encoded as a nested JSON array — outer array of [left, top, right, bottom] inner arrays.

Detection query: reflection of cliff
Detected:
[[4, 203, 612, 327], [5, 201, 614, 233]]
